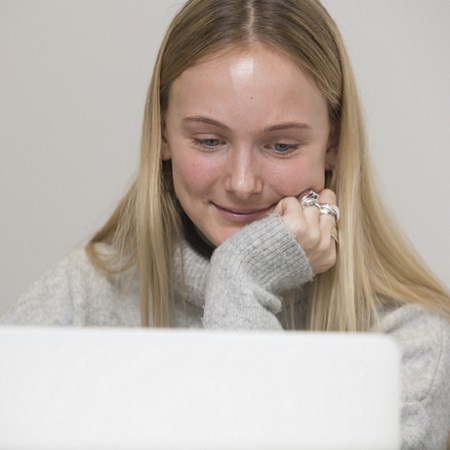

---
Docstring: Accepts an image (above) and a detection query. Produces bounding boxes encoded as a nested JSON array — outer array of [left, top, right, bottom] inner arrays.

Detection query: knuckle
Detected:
[[316, 239, 329, 254], [308, 229, 321, 245], [318, 188, 337, 204], [310, 245, 337, 275]]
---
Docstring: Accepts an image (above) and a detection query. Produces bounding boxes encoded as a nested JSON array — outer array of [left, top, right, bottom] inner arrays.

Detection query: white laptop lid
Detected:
[[0, 327, 400, 450]]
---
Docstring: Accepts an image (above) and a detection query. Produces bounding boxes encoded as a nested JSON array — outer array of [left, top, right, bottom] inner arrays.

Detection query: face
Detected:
[[162, 44, 337, 247]]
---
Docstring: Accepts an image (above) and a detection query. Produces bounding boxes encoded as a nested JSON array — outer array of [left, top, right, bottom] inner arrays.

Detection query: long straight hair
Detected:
[[87, 0, 450, 329]]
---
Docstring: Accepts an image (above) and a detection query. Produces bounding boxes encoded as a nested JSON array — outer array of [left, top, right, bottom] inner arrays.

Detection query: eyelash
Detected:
[[192, 139, 300, 155], [192, 138, 223, 149], [269, 143, 300, 155]]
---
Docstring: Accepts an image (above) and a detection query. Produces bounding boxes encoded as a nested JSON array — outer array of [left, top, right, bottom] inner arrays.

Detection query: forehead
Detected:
[[166, 44, 329, 130], [174, 44, 315, 88]]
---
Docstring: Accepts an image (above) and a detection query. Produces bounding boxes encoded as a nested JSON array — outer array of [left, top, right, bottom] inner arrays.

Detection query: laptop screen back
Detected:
[[0, 327, 400, 450]]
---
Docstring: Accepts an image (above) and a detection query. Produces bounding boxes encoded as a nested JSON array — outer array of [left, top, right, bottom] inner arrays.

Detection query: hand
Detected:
[[272, 189, 338, 275]]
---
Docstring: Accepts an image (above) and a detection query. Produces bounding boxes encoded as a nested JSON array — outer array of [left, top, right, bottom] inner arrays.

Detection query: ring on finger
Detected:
[[319, 203, 340, 222], [300, 191, 320, 209]]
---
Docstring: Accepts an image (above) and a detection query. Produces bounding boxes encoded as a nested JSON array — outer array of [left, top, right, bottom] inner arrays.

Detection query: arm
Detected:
[[203, 189, 337, 329], [203, 214, 313, 329], [381, 304, 450, 449]]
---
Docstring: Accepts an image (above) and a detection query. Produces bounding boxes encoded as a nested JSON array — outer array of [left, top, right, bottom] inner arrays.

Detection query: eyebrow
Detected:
[[183, 116, 231, 130], [264, 122, 312, 133], [182, 116, 312, 132]]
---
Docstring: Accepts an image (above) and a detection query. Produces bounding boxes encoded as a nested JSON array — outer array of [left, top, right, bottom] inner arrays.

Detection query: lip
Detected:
[[212, 203, 275, 223]]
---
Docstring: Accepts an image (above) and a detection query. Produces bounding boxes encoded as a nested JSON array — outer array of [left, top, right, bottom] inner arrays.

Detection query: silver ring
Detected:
[[319, 203, 340, 222], [300, 191, 320, 209]]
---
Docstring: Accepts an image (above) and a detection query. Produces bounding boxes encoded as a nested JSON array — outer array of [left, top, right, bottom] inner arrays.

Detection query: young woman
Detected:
[[2, 0, 449, 447]]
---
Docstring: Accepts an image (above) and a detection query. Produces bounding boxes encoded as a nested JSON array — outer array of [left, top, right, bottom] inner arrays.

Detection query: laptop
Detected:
[[0, 327, 400, 449]]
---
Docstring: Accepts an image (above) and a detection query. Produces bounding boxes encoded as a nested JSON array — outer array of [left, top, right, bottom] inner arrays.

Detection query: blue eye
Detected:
[[274, 143, 292, 152], [192, 138, 223, 149], [271, 143, 299, 154]]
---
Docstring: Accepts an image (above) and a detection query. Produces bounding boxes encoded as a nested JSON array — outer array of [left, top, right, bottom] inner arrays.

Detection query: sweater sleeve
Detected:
[[380, 304, 450, 449], [203, 214, 313, 329]]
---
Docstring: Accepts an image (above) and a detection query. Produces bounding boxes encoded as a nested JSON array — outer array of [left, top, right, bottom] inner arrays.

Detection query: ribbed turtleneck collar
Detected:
[[179, 209, 215, 259]]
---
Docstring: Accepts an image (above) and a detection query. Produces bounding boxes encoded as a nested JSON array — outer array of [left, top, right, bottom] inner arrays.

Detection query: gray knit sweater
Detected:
[[1, 215, 449, 448]]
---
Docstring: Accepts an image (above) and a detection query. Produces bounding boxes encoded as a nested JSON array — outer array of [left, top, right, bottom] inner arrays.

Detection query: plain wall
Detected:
[[1, 0, 449, 314]]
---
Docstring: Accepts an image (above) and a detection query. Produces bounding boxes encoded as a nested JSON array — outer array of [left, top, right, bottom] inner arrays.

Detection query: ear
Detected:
[[325, 127, 339, 171], [161, 122, 172, 161]]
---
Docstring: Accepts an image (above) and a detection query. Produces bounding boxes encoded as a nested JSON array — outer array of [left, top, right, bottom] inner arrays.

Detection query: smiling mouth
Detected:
[[212, 203, 275, 222]]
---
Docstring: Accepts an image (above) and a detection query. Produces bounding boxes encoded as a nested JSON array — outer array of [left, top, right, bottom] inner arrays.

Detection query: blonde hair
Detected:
[[87, 0, 450, 329]]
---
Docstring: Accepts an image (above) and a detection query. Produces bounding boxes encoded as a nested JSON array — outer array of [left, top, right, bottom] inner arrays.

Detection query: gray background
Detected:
[[1, 1, 449, 314]]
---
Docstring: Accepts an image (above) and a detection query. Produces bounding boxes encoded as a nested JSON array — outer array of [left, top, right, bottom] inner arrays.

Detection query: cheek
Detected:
[[268, 158, 326, 195], [171, 154, 217, 198]]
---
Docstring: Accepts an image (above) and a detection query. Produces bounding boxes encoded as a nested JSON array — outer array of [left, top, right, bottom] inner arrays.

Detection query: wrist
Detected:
[[212, 215, 313, 292]]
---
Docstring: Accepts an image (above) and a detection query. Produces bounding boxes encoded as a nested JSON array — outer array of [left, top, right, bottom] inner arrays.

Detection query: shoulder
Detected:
[[380, 304, 450, 391], [0, 248, 89, 325], [26, 247, 104, 302], [380, 303, 450, 447], [1, 247, 140, 326]]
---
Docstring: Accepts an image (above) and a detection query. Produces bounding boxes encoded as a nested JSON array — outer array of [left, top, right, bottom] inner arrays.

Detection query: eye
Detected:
[[192, 138, 224, 149], [269, 143, 300, 154]]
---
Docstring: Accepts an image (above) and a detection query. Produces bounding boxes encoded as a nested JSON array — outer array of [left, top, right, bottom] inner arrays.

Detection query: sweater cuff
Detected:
[[211, 214, 313, 293]]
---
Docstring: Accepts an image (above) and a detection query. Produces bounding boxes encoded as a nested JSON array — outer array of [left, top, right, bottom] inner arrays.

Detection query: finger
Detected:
[[301, 200, 321, 245], [312, 243, 337, 274], [273, 196, 298, 217], [317, 189, 337, 210], [297, 189, 320, 227], [299, 190, 327, 246], [317, 188, 338, 232], [317, 188, 337, 204], [316, 189, 338, 263], [319, 208, 337, 235], [274, 196, 309, 241]]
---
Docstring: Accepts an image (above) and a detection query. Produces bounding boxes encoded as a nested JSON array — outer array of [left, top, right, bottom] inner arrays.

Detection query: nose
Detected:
[[223, 146, 263, 199]]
